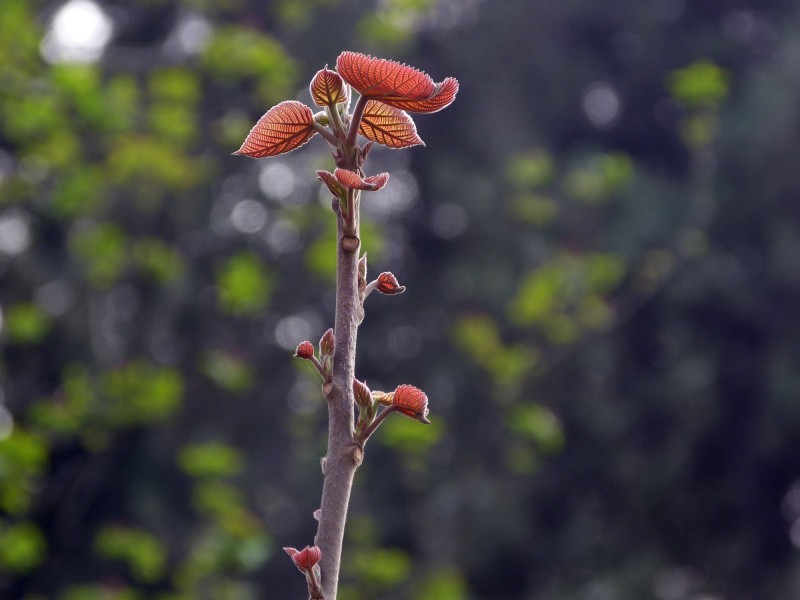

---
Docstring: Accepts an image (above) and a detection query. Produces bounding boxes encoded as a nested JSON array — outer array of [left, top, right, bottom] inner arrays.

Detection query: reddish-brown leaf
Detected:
[[233, 101, 317, 158], [285, 546, 321, 571], [392, 384, 430, 423], [359, 100, 424, 149], [310, 68, 347, 107], [380, 77, 459, 114], [334, 168, 390, 192], [376, 272, 406, 295], [337, 52, 458, 114], [337, 51, 436, 100]]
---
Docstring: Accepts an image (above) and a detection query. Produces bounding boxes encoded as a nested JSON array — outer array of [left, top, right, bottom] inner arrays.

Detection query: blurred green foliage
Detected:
[[216, 252, 273, 315], [95, 526, 167, 583], [4, 304, 50, 344], [0, 521, 47, 573]]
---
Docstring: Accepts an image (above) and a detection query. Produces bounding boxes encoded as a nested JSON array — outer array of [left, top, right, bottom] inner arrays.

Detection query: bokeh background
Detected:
[[3, 1, 800, 599]]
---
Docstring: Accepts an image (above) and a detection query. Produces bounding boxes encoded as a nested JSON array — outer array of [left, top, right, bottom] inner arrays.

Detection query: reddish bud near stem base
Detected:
[[284, 545, 322, 572], [295, 341, 315, 359], [393, 384, 430, 424], [319, 328, 335, 358], [376, 272, 406, 295], [353, 378, 372, 408], [334, 168, 390, 192], [316, 169, 346, 198]]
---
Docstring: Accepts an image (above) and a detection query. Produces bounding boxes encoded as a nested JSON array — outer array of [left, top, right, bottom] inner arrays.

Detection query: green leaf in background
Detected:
[[378, 412, 443, 453], [352, 547, 412, 590], [509, 192, 558, 225], [216, 252, 272, 316], [61, 584, 142, 600], [4, 303, 50, 344], [133, 237, 185, 284], [415, 567, 468, 600], [69, 222, 128, 288], [95, 526, 166, 583], [0, 429, 49, 515], [100, 362, 183, 425], [305, 216, 385, 281], [668, 60, 730, 110], [103, 75, 140, 134], [507, 403, 565, 454], [201, 26, 296, 104], [506, 148, 555, 190], [564, 152, 634, 203], [50, 166, 106, 217], [178, 442, 244, 478], [201, 350, 255, 393], [451, 314, 539, 386], [508, 252, 626, 343], [0, 521, 47, 572], [149, 68, 200, 105]]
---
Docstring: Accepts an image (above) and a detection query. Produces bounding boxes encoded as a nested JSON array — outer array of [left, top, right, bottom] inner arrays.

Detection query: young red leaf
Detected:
[[337, 51, 436, 100], [316, 170, 346, 198], [334, 168, 390, 192], [233, 101, 317, 158], [336, 51, 458, 114], [392, 384, 430, 423], [380, 77, 459, 114], [284, 545, 322, 572], [359, 100, 424, 149], [376, 272, 406, 295], [310, 68, 347, 107]]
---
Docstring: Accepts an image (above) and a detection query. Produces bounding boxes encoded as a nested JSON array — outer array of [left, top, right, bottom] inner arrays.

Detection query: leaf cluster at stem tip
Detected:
[[233, 51, 458, 164], [235, 50, 456, 600]]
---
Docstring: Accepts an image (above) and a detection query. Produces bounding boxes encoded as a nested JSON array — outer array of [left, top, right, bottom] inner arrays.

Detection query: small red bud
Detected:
[[295, 341, 315, 360], [392, 384, 430, 424], [319, 328, 335, 358], [284, 545, 322, 572], [376, 272, 406, 295]]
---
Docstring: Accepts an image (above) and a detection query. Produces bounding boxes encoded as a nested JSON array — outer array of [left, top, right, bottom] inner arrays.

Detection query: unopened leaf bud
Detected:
[[284, 545, 322, 572], [353, 378, 372, 408], [392, 384, 430, 424], [376, 272, 406, 295], [319, 328, 335, 359], [295, 341, 315, 360]]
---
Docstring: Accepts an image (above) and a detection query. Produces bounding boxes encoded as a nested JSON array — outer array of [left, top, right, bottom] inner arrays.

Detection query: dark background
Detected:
[[2, 1, 800, 599]]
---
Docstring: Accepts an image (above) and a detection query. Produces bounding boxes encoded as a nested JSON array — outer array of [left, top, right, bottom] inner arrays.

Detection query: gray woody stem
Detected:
[[315, 184, 364, 599]]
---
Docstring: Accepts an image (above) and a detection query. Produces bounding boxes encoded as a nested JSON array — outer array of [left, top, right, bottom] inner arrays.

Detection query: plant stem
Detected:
[[346, 95, 368, 149], [315, 192, 364, 600]]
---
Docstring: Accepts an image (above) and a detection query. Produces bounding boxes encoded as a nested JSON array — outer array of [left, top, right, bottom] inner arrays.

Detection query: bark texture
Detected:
[[314, 198, 363, 600]]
